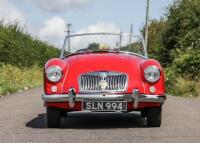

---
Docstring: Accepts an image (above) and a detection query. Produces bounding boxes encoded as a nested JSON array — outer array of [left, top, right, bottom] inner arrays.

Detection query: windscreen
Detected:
[[62, 33, 146, 57]]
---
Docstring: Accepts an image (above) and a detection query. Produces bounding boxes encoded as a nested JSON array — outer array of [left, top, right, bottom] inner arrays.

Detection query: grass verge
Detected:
[[165, 68, 200, 98], [0, 64, 43, 96]]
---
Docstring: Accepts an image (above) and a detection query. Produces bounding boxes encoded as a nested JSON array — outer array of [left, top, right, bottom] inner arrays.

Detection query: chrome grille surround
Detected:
[[79, 72, 128, 93]]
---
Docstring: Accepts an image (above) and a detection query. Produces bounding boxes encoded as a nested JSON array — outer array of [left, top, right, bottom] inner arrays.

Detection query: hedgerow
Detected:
[[0, 21, 60, 95]]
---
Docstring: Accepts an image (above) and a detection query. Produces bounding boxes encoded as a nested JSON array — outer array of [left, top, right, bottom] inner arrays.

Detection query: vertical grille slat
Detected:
[[79, 72, 127, 92], [82, 76, 85, 90], [119, 75, 122, 90], [92, 76, 94, 90], [108, 76, 111, 90], [117, 75, 119, 90], [89, 75, 92, 90], [111, 76, 114, 90], [85, 76, 88, 90], [95, 76, 98, 90], [114, 76, 117, 90]]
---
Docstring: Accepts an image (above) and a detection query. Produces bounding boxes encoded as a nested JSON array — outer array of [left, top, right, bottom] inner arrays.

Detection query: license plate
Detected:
[[82, 101, 127, 111]]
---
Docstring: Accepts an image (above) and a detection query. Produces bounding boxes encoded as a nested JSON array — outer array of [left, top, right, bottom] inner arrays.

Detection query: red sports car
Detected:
[[42, 32, 166, 128]]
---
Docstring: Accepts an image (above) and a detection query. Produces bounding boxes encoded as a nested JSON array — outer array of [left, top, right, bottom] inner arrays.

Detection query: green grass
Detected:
[[167, 77, 200, 98], [0, 64, 43, 96]]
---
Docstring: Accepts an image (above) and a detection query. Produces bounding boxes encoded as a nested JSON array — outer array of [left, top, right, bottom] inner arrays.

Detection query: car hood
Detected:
[[77, 53, 131, 70], [62, 53, 146, 93]]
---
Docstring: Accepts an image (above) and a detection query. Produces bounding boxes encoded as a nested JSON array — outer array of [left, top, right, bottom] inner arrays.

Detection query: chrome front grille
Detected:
[[79, 72, 128, 92]]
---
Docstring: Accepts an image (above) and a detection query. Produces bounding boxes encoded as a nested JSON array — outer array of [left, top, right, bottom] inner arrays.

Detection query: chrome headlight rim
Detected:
[[46, 65, 62, 83], [144, 65, 160, 83]]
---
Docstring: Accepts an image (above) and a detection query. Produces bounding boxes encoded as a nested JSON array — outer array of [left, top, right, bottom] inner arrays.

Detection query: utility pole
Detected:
[[119, 31, 122, 49], [145, 0, 150, 49], [129, 24, 133, 50], [67, 23, 72, 53]]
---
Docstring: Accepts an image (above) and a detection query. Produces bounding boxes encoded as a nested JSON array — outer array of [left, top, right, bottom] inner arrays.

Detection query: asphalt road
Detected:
[[0, 87, 200, 143]]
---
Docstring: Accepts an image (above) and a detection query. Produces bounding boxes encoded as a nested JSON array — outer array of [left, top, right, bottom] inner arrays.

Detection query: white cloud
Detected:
[[77, 22, 120, 34], [0, 0, 25, 25], [39, 16, 66, 48], [31, 0, 90, 12]]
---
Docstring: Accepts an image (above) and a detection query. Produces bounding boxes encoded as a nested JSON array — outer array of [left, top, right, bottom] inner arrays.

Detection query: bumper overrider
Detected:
[[42, 89, 166, 108]]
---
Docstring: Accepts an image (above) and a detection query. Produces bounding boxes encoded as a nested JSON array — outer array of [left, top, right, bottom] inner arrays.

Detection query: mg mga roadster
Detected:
[[42, 32, 166, 128]]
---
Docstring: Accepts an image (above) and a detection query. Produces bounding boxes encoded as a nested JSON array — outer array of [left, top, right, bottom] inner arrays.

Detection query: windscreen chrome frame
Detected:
[[60, 32, 148, 59]]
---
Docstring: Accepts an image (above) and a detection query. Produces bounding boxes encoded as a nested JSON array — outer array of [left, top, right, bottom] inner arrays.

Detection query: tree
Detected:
[[146, 19, 167, 64]]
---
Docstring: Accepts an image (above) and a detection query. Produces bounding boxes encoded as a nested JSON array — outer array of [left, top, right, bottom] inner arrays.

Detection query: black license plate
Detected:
[[82, 101, 127, 111]]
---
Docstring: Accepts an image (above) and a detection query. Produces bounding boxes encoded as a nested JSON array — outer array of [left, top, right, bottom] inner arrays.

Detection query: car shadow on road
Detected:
[[26, 112, 147, 129]]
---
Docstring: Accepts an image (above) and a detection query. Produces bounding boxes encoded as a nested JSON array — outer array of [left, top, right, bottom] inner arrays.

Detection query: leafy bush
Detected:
[[173, 49, 200, 80]]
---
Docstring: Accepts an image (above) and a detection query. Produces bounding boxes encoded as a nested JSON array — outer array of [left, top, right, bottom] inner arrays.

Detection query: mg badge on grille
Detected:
[[99, 80, 108, 90], [99, 73, 108, 90]]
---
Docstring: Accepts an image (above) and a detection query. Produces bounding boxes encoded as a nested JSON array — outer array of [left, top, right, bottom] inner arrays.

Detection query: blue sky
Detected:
[[0, 0, 174, 48]]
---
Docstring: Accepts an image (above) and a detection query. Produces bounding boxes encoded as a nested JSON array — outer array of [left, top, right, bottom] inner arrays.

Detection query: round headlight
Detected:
[[46, 66, 62, 83], [144, 66, 160, 83]]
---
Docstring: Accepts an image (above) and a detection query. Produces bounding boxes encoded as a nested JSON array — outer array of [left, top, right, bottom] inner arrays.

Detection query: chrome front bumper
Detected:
[[42, 89, 166, 108]]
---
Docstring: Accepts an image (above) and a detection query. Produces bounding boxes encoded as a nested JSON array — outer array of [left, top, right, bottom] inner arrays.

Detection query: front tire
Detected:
[[46, 107, 61, 128], [147, 106, 162, 127]]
